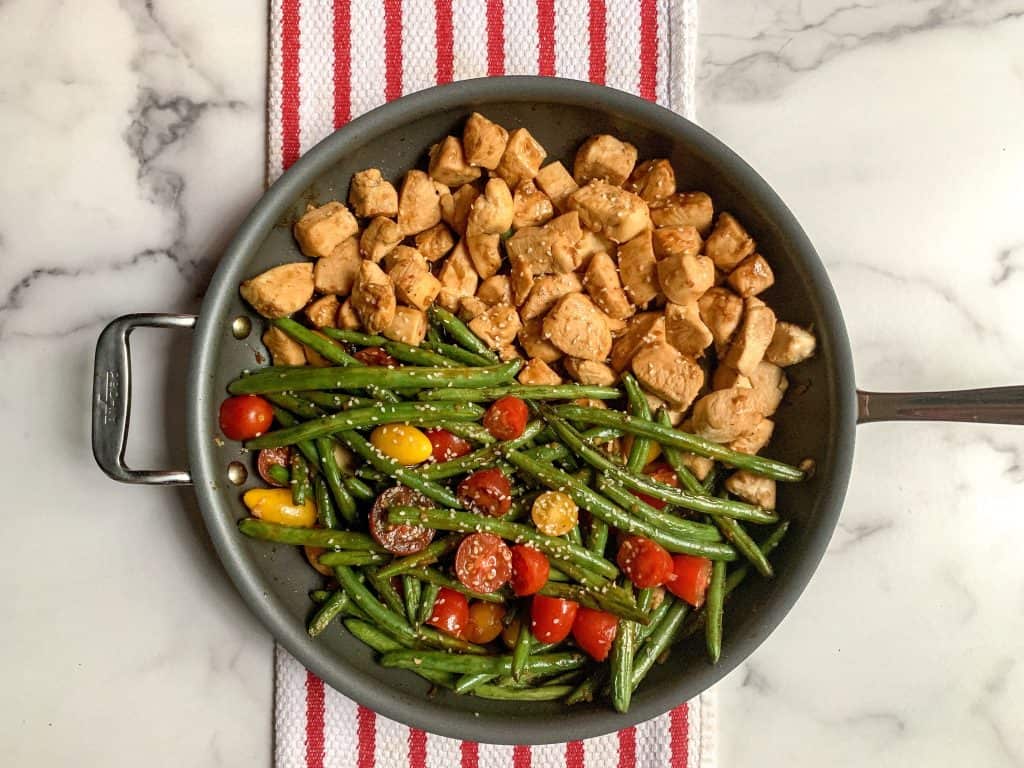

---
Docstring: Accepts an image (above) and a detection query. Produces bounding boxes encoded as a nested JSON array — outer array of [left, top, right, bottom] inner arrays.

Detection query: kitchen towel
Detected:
[[267, 1, 710, 766]]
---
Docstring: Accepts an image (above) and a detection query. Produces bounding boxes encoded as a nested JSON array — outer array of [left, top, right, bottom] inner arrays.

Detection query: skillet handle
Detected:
[[92, 313, 197, 485], [856, 387, 1024, 425]]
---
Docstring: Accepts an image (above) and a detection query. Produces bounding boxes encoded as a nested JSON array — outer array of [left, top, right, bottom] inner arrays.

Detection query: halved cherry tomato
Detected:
[[257, 447, 292, 487], [423, 427, 473, 463], [457, 468, 512, 517], [509, 545, 550, 596], [426, 587, 469, 638], [571, 607, 619, 661], [628, 461, 680, 510], [455, 533, 513, 593], [530, 594, 579, 644], [665, 554, 713, 607], [483, 395, 529, 440], [616, 536, 674, 588], [369, 486, 436, 555], [354, 346, 398, 367], [219, 395, 274, 441], [466, 601, 507, 644]]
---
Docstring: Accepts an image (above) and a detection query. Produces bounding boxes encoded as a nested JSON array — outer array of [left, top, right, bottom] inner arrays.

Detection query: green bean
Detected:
[[455, 672, 499, 694], [544, 670, 586, 687], [655, 409, 703, 495], [343, 474, 376, 502], [309, 589, 332, 603], [238, 519, 384, 550], [537, 582, 649, 624], [334, 565, 418, 642], [566, 668, 607, 705], [299, 391, 378, 411], [376, 537, 460, 579], [418, 384, 621, 403], [622, 373, 653, 474], [420, 421, 545, 480], [403, 575, 421, 624], [701, 467, 720, 495], [315, 436, 357, 526], [289, 451, 311, 505], [595, 475, 725, 544], [266, 463, 290, 486], [270, 407, 323, 476], [342, 432, 463, 507], [380, 649, 585, 677], [474, 684, 576, 701], [636, 598, 672, 644], [428, 306, 499, 361], [434, 421, 498, 445], [630, 600, 689, 691], [356, 466, 388, 483], [585, 516, 609, 556], [417, 582, 442, 627], [272, 317, 363, 366], [321, 327, 461, 368], [714, 515, 773, 578], [425, 339, 495, 366], [726, 522, 790, 595], [705, 560, 726, 664], [313, 475, 338, 529], [266, 391, 324, 420], [308, 590, 353, 637], [318, 551, 390, 567], [318, 329, 388, 346], [366, 566, 406, 617], [405, 567, 509, 603], [343, 619, 455, 689], [564, 525, 583, 547], [511, 621, 532, 681], [610, 613, 636, 713]]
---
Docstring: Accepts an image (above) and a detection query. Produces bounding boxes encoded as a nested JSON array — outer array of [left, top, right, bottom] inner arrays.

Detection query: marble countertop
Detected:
[[2, 1, 1022, 765]]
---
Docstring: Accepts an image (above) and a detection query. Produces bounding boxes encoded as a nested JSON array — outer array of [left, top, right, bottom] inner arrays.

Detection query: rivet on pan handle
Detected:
[[92, 313, 196, 485], [857, 386, 1024, 425]]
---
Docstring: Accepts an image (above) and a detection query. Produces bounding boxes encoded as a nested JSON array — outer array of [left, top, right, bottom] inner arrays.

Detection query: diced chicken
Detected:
[[576, 230, 615, 264], [359, 216, 403, 263], [600, 310, 628, 336], [517, 358, 563, 385], [436, 241, 479, 312], [305, 294, 340, 328], [765, 322, 817, 366], [498, 344, 523, 361], [724, 471, 776, 510], [262, 326, 307, 366], [631, 342, 704, 410], [508, 252, 535, 306], [468, 304, 523, 350], [518, 317, 562, 363], [704, 212, 755, 271], [467, 178, 515, 235], [569, 181, 651, 243], [711, 365, 752, 391], [462, 112, 509, 170], [294, 202, 359, 258], [513, 180, 555, 230], [610, 312, 665, 372], [414, 223, 455, 263], [681, 453, 714, 481], [650, 192, 714, 235], [477, 275, 512, 306], [519, 273, 583, 320], [691, 388, 763, 443], [240, 263, 315, 319], [495, 128, 546, 189], [657, 253, 715, 304], [564, 358, 618, 386], [546, 211, 584, 245], [617, 231, 660, 306], [351, 260, 397, 334], [383, 245, 427, 273], [382, 306, 428, 346], [397, 170, 443, 235], [728, 418, 774, 455], [749, 361, 788, 416], [584, 251, 633, 320], [466, 233, 502, 279], [697, 287, 744, 352], [314, 237, 361, 295], [337, 298, 361, 330], [534, 161, 580, 212], [723, 296, 777, 376], [543, 293, 612, 362], [624, 159, 676, 204], [664, 300, 713, 357], [389, 256, 442, 311], [652, 226, 702, 259], [505, 226, 578, 277], [458, 296, 489, 321], [440, 184, 480, 237], [428, 136, 482, 187], [727, 253, 775, 298], [348, 169, 399, 219], [573, 134, 638, 186]]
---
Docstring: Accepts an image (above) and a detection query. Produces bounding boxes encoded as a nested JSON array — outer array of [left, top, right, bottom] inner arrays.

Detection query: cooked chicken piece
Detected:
[[305, 294, 340, 328], [600, 310, 628, 336], [564, 357, 618, 386], [513, 180, 555, 230], [697, 286, 744, 352], [534, 161, 580, 212], [359, 216, 403, 263], [495, 128, 546, 189], [382, 306, 428, 346], [337, 298, 361, 330], [351, 260, 397, 334], [664, 300, 713, 357], [584, 251, 633, 320], [436, 240, 479, 312], [704, 212, 755, 271], [302, 334, 333, 367], [573, 134, 638, 186], [477, 275, 512, 306], [576, 230, 615, 264], [294, 202, 359, 259], [389, 256, 442, 311], [458, 295, 490, 321], [631, 342, 704, 410], [428, 136, 482, 187], [657, 253, 715, 304], [498, 344, 523, 361], [518, 358, 563, 385], [765, 322, 817, 366], [348, 169, 399, 218], [610, 312, 665, 372], [462, 112, 509, 169], [519, 273, 583, 320], [240, 263, 315, 319], [508, 252, 535, 306], [617, 231, 660, 306], [624, 159, 676, 204], [463, 233, 499, 278], [314, 237, 361, 295], [681, 452, 714, 481], [468, 304, 523, 350], [569, 181, 651, 243], [652, 226, 702, 259], [727, 253, 774, 298], [650, 191, 714, 235], [467, 178, 515, 235], [724, 470, 776, 510], [414, 223, 455, 263], [723, 296, 777, 376], [749, 361, 788, 416], [262, 326, 307, 366], [543, 293, 612, 361], [518, 317, 562, 363], [728, 418, 774, 455], [440, 184, 480, 237], [691, 388, 763, 443], [384, 245, 427, 273], [711, 365, 752, 391], [397, 170, 443, 235], [505, 226, 578, 277]]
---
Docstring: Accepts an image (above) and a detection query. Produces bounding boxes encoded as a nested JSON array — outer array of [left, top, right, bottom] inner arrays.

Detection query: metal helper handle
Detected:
[[857, 386, 1024, 425], [92, 313, 197, 484]]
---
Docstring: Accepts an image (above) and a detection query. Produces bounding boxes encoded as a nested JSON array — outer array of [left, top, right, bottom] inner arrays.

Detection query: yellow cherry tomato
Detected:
[[370, 424, 433, 465], [466, 601, 507, 644], [531, 491, 579, 537], [243, 488, 317, 527]]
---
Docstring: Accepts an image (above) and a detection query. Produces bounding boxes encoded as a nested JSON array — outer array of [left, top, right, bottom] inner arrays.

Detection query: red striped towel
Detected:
[[268, 1, 709, 765]]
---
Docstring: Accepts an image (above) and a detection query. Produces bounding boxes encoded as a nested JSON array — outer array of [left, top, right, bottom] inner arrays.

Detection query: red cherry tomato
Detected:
[[616, 536, 674, 588], [571, 607, 619, 661], [424, 427, 473, 463], [628, 462, 680, 510], [368, 486, 436, 555], [455, 533, 513, 593], [219, 395, 274, 441], [257, 447, 291, 486], [530, 594, 579, 644], [509, 545, 550, 596], [483, 396, 529, 440], [457, 468, 512, 517], [666, 555, 713, 607], [426, 587, 469, 638], [354, 346, 398, 367]]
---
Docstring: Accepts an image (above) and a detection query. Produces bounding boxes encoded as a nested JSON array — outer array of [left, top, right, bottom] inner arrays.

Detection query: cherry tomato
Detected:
[[483, 396, 529, 440], [571, 607, 619, 661], [466, 601, 507, 644], [426, 587, 469, 638], [457, 468, 512, 517], [501, 617, 522, 648], [219, 395, 274, 441], [354, 346, 398, 367], [509, 545, 550, 596], [368, 486, 436, 555], [628, 461, 680, 510], [665, 554, 713, 607], [304, 545, 334, 577], [257, 447, 291, 487], [455, 533, 513, 593], [530, 491, 579, 536], [616, 536, 674, 588], [530, 594, 579, 644], [423, 427, 473, 463]]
